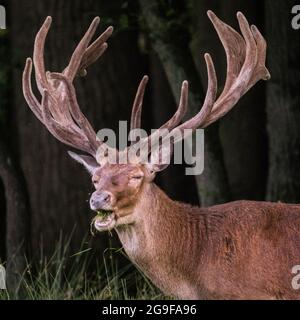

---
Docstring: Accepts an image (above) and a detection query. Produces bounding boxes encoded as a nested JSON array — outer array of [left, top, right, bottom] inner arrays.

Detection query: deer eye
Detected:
[[131, 175, 143, 180]]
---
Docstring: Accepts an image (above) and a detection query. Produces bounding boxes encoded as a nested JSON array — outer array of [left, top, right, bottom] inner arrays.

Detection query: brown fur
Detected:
[[92, 164, 300, 300]]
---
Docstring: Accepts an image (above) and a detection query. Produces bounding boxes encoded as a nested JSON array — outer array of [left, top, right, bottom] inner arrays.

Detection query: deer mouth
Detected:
[[92, 210, 116, 232]]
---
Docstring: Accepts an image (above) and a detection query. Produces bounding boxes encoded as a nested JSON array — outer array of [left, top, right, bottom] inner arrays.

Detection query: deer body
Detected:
[[117, 183, 300, 299]]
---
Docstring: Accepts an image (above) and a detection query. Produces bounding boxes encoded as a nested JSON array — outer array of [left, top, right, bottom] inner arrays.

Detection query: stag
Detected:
[[23, 11, 300, 300]]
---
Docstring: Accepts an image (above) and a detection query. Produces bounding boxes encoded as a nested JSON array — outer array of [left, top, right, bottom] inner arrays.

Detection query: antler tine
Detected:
[[130, 76, 188, 134], [23, 58, 43, 122], [78, 26, 114, 77], [33, 16, 52, 94], [50, 73, 99, 153], [64, 17, 100, 81], [41, 90, 92, 153], [235, 12, 257, 84], [130, 75, 149, 132], [159, 80, 189, 130], [206, 10, 245, 101], [129, 77, 188, 149], [249, 24, 271, 86], [144, 53, 216, 147], [170, 53, 217, 132]]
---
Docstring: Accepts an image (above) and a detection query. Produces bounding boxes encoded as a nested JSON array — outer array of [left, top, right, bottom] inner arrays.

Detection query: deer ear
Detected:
[[144, 162, 170, 182], [146, 162, 170, 173], [146, 139, 174, 174], [68, 151, 99, 175]]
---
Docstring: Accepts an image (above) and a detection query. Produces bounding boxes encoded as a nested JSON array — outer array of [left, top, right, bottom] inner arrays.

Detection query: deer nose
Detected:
[[90, 191, 112, 210]]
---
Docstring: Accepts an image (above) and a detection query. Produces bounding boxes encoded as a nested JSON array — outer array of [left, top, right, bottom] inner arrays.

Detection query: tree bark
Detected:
[[139, 0, 230, 205], [0, 0, 30, 295], [149, 51, 199, 205], [265, 0, 300, 202], [0, 139, 29, 295]]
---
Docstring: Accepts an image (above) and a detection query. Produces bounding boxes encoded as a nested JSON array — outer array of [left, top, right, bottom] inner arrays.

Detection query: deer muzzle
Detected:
[[90, 191, 114, 211]]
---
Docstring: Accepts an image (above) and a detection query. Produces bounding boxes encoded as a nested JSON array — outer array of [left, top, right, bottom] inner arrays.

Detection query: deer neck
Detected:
[[116, 183, 174, 258], [115, 182, 206, 298]]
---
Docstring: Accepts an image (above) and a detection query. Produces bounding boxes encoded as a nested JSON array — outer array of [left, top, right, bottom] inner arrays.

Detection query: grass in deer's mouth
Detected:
[[96, 210, 113, 218], [90, 210, 114, 235]]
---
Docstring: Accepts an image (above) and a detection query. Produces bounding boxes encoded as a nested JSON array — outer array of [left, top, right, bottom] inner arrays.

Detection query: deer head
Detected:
[[23, 11, 270, 232]]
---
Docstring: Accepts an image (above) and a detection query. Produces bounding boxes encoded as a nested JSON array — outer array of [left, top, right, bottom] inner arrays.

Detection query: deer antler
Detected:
[[23, 11, 270, 164], [22, 16, 113, 157], [129, 11, 270, 154]]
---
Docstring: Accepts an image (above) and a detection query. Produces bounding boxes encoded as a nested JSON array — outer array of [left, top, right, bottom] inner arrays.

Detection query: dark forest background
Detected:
[[0, 0, 299, 292]]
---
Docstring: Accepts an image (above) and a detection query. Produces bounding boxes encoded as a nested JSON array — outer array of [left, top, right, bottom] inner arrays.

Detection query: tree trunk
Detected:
[[0, 0, 30, 295], [265, 0, 300, 202], [149, 51, 199, 205], [0, 139, 29, 295], [10, 0, 146, 256], [139, 0, 230, 205]]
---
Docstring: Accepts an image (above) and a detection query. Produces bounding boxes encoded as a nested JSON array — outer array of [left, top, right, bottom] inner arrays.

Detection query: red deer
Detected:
[[22, 11, 300, 300]]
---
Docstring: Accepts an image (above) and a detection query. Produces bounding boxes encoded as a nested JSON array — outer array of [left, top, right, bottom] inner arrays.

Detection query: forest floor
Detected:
[[0, 237, 167, 300]]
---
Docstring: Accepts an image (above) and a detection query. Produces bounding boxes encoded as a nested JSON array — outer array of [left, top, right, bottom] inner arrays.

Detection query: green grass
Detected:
[[0, 235, 167, 300]]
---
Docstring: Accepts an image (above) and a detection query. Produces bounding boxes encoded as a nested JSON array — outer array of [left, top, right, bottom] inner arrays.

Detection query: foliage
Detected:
[[0, 235, 167, 300], [139, 0, 191, 47]]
